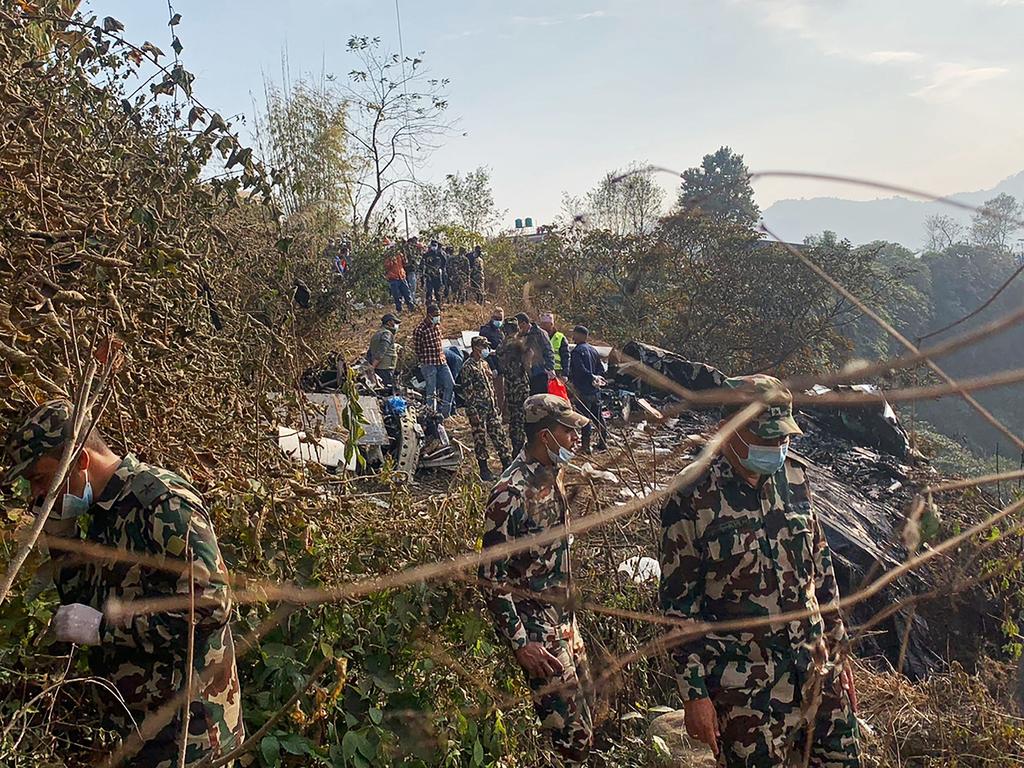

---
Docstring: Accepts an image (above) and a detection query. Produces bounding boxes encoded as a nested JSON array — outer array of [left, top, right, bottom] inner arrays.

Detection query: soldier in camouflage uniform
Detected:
[[469, 253, 486, 304], [478, 395, 594, 763], [497, 324, 530, 454], [447, 249, 471, 304], [458, 336, 512, 481], [422, 241, 446, 308], [2, 400, 246, 767], [658, 376, 860, 768]]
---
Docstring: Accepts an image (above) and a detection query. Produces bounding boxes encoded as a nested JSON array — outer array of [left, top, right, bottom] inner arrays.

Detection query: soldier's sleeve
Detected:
[[808, 482, 849, 651], [101, 491, 231, 651], [477, 484, 528, 650], [658, 490, 710, 700]]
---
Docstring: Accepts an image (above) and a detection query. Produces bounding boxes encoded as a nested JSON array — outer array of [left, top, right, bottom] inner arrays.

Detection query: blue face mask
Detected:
[[59, 472, 94, 519], [431, 316, 441, 325], [543, 430, 576, 466], [492, 319, 503, 328], [481, 349, 491, 359], [737, 434, 789, 475]]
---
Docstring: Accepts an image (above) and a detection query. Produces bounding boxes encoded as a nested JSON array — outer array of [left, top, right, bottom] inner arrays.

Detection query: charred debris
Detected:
[[287, 337, 1004, 679]]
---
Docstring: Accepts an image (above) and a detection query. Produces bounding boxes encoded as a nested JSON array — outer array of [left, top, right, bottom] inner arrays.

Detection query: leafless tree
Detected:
[[924, 213, 964, 252], [343, 36, 454, 237]]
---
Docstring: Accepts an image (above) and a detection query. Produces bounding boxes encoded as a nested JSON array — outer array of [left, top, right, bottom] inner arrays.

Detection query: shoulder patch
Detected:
[[129, 464, 206, 510]]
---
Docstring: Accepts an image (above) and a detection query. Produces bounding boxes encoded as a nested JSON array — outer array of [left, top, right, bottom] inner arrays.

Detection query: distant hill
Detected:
[[761, 170, 1024, 249]]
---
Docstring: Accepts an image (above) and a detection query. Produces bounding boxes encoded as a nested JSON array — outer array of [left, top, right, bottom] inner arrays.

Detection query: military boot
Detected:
[[478, 459, 496, 482]]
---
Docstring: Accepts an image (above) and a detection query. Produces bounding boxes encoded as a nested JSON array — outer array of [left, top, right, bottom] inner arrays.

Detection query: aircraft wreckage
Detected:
[[278, 336, 987, 678]]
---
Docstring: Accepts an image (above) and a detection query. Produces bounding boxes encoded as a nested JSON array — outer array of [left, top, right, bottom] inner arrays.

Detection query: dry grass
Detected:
[[857, 659, 1024, 767]]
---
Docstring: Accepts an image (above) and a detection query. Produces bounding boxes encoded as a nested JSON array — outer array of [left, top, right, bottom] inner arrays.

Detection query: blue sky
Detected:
[[83, 0, 1024, 228]]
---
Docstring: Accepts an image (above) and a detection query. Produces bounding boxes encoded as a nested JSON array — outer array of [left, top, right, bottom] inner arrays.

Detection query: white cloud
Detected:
[[734, 1, 1012, 102], [440, 28, 481, 41], [863, 50, 924, 64], [511, 15, 564, 27], [511, 10, 607, 27], [732, 0, 819, 39], [912, 63, 1009, 102]]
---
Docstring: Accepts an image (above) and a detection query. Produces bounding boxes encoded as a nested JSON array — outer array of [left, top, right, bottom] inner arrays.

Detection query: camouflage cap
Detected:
[[470, 335, 490, 349], [2, 399, 79, 485], [722, 375, 803, 440], [523, 394, 590, 429]]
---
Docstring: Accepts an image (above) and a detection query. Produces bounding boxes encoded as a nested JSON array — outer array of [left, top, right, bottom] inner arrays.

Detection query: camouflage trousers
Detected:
[[519, 612, 595, 764], [712, 654, 860, 768], [504, 376, 529, 453], [120, 701, 249, 767], [467, 407, 512, 466]]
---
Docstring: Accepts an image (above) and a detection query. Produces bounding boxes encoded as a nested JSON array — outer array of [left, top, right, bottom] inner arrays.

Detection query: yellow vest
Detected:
[[551, 331, 567, 372]]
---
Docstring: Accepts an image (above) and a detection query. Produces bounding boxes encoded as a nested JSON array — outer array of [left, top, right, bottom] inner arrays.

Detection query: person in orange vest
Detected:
[[384, 245, 414, 313]]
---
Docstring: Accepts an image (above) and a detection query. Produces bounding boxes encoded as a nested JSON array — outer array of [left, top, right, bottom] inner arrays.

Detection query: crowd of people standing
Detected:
[[378, 236, 488, 315], [365, 300, 610, 481]]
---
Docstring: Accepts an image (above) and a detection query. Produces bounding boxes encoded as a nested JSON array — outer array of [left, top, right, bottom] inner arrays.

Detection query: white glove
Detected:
[[53, 603, 103, 645]]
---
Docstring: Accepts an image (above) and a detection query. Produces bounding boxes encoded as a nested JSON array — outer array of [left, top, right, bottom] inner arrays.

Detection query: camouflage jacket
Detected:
[[478, 452, 572, 650], [658, 453, 848, 701], [470, 260, 484, 287], [497, 336, 528, 384], [447, 252, 470, 283], [403, 242, 422, 271], [55, 454, 244, 763], [459, 356, 497, 412]]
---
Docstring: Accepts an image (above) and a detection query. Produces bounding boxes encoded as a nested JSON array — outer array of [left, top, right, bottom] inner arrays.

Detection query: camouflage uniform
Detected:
[[422, 248, 445, 306], [447, 251, 470, 303], [458, 355, 512, 467], [2, 402, 246, 767], [478, 396, 594, 761], [658, 376, 860, 768], [470, 258, 485, 303], [498, 334, 530, 453]]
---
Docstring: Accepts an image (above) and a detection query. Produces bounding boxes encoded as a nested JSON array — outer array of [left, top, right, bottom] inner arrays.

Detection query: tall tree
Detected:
[[923, 213, 964, 252], [254, 75, 352, 229], [587, 163, 665, 236], [443, 167, 503, 235], [678, 146, 759, 227], [969, 193, 1023, 253], [407, 167, 503, 235], [344, 36, 453, 236]]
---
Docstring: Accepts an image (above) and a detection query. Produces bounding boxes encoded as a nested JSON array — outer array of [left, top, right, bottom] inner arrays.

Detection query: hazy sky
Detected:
[[83, 0, 1024, 228]]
